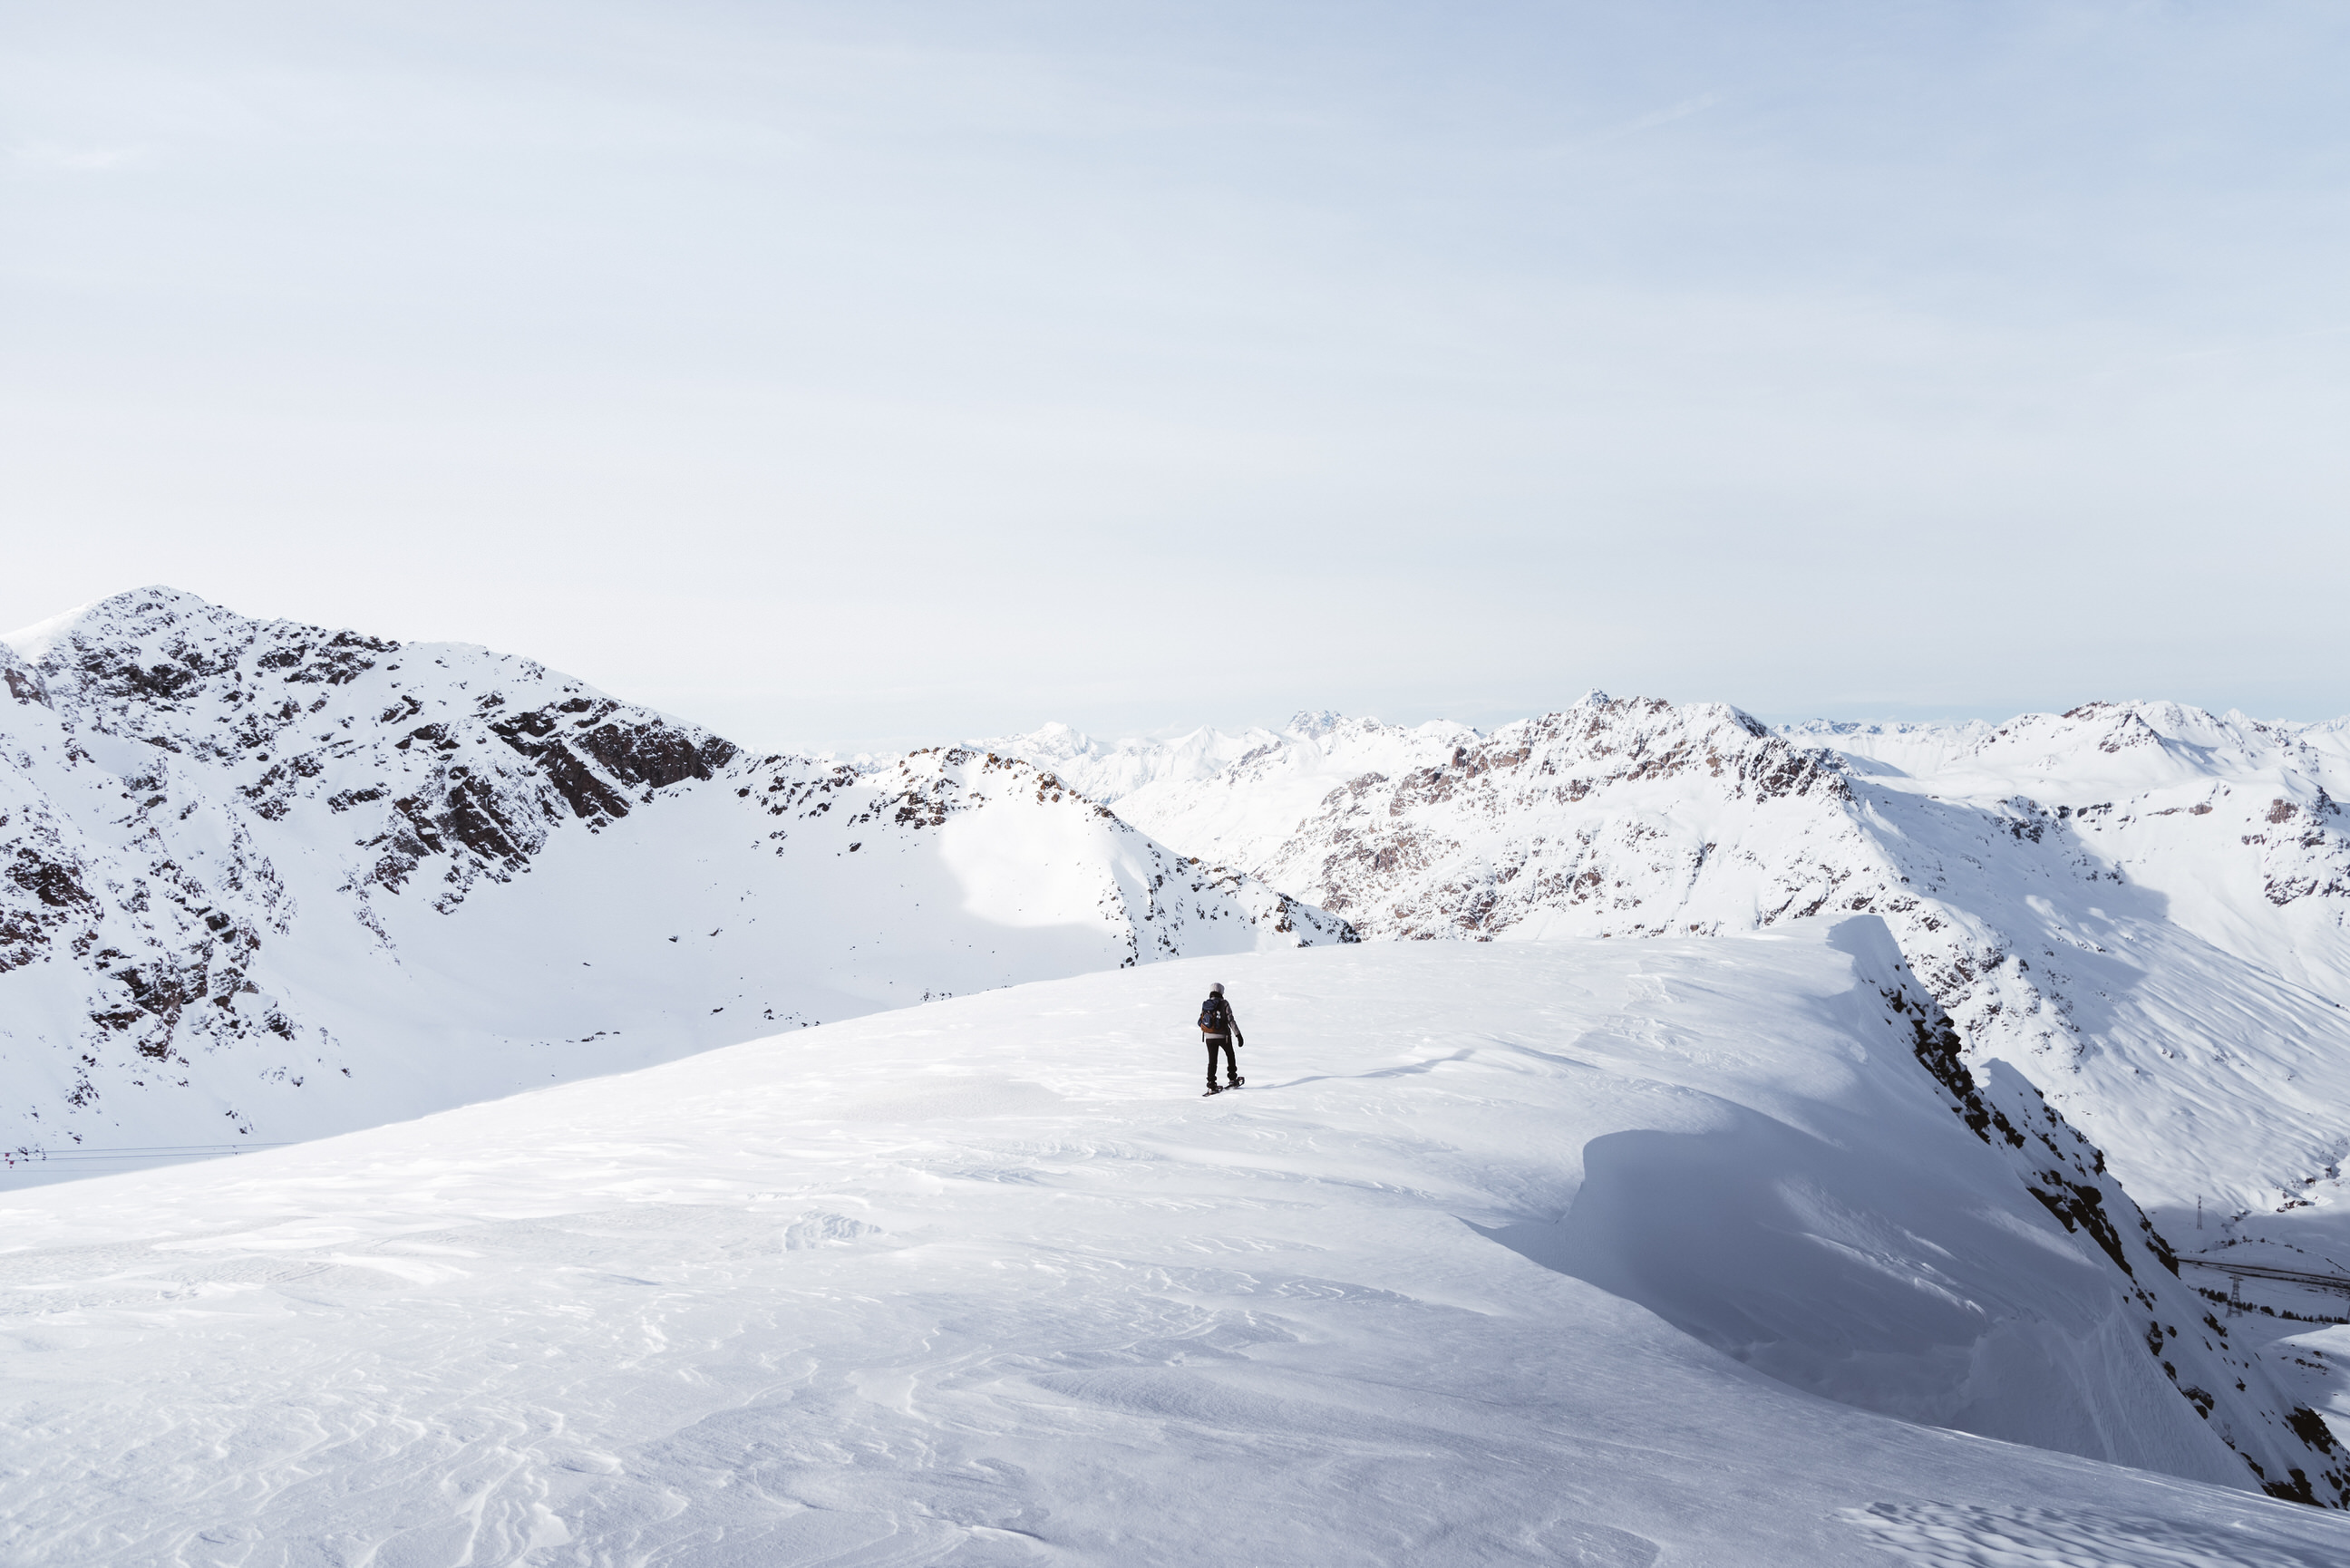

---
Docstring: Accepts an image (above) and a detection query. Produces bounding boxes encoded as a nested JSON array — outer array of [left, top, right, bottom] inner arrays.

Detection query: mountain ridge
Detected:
[[0, 587, 1350, 1176], [12, 594, 2350, 1532]]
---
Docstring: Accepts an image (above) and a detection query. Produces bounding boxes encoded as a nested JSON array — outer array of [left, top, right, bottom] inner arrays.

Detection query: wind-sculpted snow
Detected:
[[1000, 695, 2350, 1255], [1845, 1501, 2349, 1567], [0, 589, 1347, 1177], [6, 926, 2350, 1563], [1487, 918, 2348, 1507]]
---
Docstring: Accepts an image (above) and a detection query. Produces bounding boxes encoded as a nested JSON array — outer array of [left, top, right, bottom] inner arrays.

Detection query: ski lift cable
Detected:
[[2177, 1253, 2350, 1299]]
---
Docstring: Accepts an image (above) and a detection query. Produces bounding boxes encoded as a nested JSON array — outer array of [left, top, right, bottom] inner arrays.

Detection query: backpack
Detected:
[[1198, 996, 1229, 1034]]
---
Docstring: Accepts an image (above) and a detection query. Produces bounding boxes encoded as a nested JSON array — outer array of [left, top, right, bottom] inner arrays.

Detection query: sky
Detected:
[[5, 1, 2347, 753]]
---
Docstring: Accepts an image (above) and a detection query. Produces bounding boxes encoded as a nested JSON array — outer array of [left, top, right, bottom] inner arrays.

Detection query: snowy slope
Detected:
[[6, 923, 2350, 1565], [991, 697, 2350, 1254], [0, 589, 1348, 1179]]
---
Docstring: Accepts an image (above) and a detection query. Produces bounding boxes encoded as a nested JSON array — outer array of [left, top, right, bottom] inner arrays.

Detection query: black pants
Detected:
[[1204, 1036, 1237, 1086]]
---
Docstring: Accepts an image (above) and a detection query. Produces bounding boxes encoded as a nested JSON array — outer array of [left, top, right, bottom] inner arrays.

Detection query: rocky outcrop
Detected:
[[1248, 698, 1859, 938], [1870, 930, 2350, 1506]]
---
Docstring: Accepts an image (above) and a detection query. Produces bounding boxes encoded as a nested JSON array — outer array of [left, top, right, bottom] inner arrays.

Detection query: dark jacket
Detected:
[[1199, 996, 1243, 1045]]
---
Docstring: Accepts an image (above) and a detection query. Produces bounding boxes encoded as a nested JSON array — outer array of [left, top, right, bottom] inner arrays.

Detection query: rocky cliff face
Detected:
[[0, 589, 1350, 1175], [1850, 919, 2350, 1508]]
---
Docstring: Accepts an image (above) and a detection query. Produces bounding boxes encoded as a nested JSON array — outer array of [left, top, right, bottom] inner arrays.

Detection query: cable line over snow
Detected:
[[2179, 1253, 2350, 1301]]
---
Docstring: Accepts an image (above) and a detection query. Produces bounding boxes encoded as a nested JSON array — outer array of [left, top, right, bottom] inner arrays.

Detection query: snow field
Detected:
[[5, 925, 2348, 1564]]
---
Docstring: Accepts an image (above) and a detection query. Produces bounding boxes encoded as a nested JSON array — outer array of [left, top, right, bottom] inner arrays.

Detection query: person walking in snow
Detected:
[[1199, 982, 1243, 1095]]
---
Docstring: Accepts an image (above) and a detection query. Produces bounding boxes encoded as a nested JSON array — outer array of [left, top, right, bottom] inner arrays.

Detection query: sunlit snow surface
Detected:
[[6, 925, 2348, 1565], [995, 701, 2350, 1286]]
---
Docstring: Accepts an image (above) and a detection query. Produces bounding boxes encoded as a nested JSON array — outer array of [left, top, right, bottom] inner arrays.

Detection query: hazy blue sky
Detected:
[[5, 2, 2346, 750]]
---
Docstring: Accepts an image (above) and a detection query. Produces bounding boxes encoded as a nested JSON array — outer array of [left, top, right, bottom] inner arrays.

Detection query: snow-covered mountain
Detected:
[[972, 719, 1292, 803], [0, 588, 1350, 1176], [8, 924, 2350, 1563], [991, 698, 2350, 1252], [18, 615, 2350, 1551], [991, 710, 1484, 872], [1777, 715, 2001, 779]]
